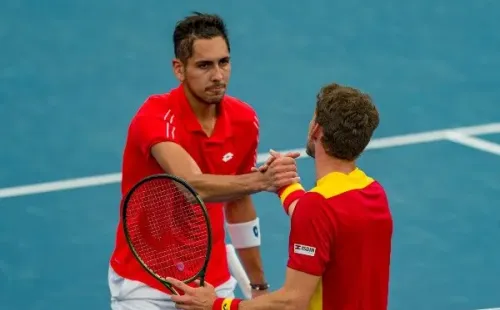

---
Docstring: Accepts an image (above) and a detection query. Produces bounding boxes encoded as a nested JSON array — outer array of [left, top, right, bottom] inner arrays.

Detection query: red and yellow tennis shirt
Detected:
[[287, 168, 393, 310]]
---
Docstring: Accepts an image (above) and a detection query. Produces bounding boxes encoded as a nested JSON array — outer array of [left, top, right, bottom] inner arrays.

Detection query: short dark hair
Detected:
[[173, 12, 230, 62], [315, 83, 380, 161]]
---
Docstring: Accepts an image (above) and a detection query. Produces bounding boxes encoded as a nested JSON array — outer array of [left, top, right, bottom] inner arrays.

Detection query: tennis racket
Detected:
[[122, 173, 212, 295]]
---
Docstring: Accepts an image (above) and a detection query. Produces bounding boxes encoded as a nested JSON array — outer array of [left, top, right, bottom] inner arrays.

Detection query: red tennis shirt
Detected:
[[287, 169, 393, 310], [109, 84, 260, 294]]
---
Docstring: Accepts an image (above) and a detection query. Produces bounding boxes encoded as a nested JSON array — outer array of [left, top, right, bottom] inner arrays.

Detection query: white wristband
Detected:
[[226, 217, 261, 249]]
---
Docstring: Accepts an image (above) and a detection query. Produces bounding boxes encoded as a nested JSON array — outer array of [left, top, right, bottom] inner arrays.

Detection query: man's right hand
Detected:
[[252, 149, 301, 173], [259, 151, 301, 192]]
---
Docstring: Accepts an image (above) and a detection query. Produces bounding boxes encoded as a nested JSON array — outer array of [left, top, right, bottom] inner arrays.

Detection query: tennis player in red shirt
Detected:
[[107, 12, 301, 310], [166, 83, 393, 310]]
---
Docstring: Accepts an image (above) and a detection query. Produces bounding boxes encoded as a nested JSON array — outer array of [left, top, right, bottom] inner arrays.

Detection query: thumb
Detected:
[[284, 151, 301, 159], [269, 149, 282, 157]]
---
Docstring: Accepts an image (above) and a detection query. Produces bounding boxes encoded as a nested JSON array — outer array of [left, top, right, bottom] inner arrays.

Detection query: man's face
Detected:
[[178, 36, 231, 105], [305, 112, 317, 158]]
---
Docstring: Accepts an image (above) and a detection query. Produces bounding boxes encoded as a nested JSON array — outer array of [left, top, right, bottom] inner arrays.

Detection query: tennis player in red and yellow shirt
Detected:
[[167, 83, 393, 310]]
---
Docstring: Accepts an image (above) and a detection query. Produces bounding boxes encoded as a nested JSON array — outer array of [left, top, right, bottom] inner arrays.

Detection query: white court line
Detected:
[[1, 122, 500, 199], [445, 131, 500, 156]]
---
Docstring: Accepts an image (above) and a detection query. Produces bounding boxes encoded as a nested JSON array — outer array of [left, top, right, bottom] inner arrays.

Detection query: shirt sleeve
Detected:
[[237, 113, 260, 174], [287, 192, 336, 276], [129, 98, 180, 157]]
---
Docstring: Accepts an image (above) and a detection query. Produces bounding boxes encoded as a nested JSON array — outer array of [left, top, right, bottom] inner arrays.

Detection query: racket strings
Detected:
[[125, 178, 209, 281]]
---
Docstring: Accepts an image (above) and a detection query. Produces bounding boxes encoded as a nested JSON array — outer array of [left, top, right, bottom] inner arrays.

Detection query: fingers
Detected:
[[269, 156, 298, 169], [165, 277, 193, 294], [261, 152, 299, 172], [269, 149, 281, 157], [272, 172, 301, 188], [265, 156, 301, 190], [253, 150, 301, 173], [170, 293, 191, 304], [193, 279, 214, 288], [270, 149, 300, 157], [284, 151, 301, 159]]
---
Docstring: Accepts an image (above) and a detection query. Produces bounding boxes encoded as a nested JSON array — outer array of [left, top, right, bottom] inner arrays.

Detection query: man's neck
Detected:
[[183, 85, 218, 120], [182, 84, 218, 136], [314, 149, 356, 181]]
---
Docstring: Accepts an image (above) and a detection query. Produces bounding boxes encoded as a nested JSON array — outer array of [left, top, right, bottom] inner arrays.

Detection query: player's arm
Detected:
[[276, 183, 306, 217], [238, 193, 333, 309], [204, 193, 332, 309], [167, 192, 332, 309], [225, 196, 267, 289], [131, 111, 298, 203], [256, 150, 306, 217], [223, 117, 268, 291], [235, 268, 319, 310], [168, 268, 318, 310], [151, 142, 274, 202]]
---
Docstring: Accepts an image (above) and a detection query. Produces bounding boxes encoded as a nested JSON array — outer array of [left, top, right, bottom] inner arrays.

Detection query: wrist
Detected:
[[250, 282, 270, 291], [212, 298, 243, 310], [252, 171, 269, 192]]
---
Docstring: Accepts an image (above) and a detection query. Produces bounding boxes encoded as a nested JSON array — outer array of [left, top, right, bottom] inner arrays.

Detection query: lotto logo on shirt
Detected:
[[294, 243, 316, 256]]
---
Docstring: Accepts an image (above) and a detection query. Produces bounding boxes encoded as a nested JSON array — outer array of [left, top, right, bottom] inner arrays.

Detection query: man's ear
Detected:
[[310, 122, 321, 140], [172, 58, 185, 82]]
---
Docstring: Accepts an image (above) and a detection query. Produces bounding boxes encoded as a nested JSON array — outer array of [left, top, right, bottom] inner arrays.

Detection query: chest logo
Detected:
[[222, 152, 234, 162]]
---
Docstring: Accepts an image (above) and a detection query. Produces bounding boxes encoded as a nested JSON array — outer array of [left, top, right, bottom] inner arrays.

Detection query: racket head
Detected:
[[122, 174, 212, 293]]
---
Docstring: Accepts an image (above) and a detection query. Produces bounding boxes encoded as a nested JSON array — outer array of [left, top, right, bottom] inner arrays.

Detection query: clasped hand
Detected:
[[252, 150, 302, 192]]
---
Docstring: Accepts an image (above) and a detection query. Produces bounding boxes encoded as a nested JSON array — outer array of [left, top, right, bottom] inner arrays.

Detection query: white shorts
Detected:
[[108, 265, 237, 310]]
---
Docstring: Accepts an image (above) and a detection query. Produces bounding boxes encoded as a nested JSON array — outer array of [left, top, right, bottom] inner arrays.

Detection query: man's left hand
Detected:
[[166, 278, 216, 310]]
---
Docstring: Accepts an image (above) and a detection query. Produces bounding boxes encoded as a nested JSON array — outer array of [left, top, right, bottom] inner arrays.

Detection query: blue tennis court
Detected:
[[1, 1, 500, 309]]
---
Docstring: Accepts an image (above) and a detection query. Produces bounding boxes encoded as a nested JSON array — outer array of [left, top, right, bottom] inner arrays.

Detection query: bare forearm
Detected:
[[240, 289, 295, 310], [237, 247, 266, 284], [226, 196, 266, 283], [186, 173, 267, 202]]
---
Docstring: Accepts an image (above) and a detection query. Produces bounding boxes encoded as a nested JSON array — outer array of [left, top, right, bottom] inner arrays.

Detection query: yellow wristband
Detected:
[[279, 183, 305, 204], [221, 298, 233, 310]]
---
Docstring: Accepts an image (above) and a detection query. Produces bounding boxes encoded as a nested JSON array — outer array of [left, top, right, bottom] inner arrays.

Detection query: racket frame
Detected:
[[122, 173, 212, 295]]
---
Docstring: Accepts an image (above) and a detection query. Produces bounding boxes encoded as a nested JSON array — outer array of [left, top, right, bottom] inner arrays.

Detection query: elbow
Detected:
[[184, 174, 206, 197], [183, 174, 217, 202]]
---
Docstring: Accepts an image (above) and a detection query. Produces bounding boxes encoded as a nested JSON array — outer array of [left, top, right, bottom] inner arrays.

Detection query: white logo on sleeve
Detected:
[[293, 243, 316, 256]]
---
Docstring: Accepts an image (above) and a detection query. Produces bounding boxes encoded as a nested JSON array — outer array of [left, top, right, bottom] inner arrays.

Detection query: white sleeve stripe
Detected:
[[163, 109, 171, 120], [164, 110, 176, 140]]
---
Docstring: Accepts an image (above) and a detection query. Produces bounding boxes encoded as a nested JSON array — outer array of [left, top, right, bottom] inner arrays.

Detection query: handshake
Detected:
[[251, 149, 302, 193]]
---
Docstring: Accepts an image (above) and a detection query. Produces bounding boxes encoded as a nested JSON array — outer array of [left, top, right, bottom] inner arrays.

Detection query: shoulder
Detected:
[[224, 95, 259, 124], [134, 93, 174, 119], [291, 192, 336, 235], [293, 192, 330, 218], [298, 191, 328, 206]]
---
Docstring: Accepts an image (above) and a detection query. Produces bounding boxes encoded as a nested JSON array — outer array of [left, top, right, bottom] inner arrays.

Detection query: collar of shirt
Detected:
[[170, 84, 233, 143], [317, 168, 367, 186]]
